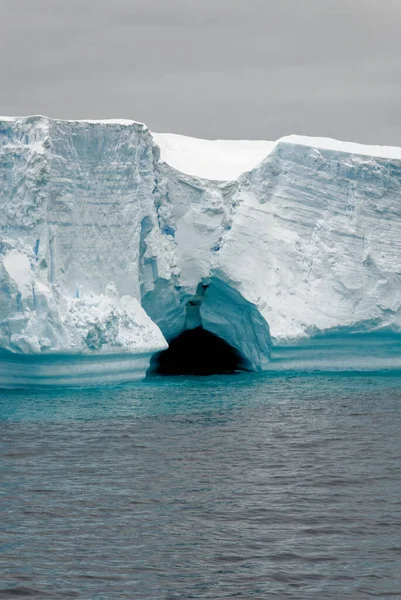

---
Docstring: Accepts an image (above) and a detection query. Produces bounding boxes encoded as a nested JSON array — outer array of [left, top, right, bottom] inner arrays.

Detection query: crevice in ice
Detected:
[[139, 216, 158, 296]]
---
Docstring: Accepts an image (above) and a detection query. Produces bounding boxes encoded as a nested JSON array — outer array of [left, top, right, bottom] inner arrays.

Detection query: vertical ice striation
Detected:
[[0, 116, 167, 386], [1, 118, 401, 387], [213, 137, 401, 371]]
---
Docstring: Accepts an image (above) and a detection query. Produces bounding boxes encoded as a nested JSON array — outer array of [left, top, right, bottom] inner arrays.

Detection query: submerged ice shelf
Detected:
[[1, 115, 401, 387]]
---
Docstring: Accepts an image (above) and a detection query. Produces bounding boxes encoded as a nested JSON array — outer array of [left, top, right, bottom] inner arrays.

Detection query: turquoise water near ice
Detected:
[[1, 373, 401, 598]]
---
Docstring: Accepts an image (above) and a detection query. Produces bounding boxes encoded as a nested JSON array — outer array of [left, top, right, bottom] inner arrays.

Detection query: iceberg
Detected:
[[1, 115, 401, 387]]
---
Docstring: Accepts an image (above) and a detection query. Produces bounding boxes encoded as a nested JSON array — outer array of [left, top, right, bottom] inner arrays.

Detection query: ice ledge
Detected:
[[0, 350, 154, 388], [268, 334, 401, 373]]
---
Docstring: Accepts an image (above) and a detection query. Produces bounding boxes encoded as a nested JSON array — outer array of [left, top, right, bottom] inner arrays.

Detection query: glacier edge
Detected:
[[1, 115, 401, 387]]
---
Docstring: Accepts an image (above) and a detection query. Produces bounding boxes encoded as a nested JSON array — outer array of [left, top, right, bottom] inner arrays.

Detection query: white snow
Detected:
[[152, 131, 401, 180], [152, 132, 275, 180], [1, 115, 401, 387]]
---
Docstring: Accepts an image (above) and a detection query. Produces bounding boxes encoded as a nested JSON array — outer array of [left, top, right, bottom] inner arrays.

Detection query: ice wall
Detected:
[[1, 116, 401, 387], [212, 137, 401, 371], [0, 117, 167, 385]]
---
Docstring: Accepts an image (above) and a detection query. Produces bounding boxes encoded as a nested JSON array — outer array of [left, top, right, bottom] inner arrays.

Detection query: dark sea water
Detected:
[[1, 373, 401, 599]]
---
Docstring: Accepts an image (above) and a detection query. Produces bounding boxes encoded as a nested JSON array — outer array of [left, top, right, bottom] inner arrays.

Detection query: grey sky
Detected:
[[1, 0, 400, 144]]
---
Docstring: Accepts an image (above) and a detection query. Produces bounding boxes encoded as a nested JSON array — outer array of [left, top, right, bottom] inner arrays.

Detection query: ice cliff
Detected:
[[1, 116, 401, 387]]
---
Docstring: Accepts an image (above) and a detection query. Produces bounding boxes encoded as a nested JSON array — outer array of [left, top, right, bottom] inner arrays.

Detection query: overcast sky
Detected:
[[1, 0, 400, 143]]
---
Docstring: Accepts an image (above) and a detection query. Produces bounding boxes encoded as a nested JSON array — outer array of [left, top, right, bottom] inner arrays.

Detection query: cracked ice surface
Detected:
[[1, 115, 401, 386]]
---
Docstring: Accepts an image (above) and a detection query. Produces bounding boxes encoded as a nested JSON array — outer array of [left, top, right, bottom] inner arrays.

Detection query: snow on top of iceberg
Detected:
[[152, 132, 401, 181], [2, 115, 401, 180], [151, 132, 276, 181], [0, 115, 147, 128], [278, 134, 401, 161]]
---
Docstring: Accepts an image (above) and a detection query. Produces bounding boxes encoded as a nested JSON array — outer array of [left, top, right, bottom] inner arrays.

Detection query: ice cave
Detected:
[[151, 327, 249, 376]]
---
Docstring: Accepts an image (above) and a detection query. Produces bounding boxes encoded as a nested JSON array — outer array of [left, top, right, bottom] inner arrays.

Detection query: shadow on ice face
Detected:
[[150, 327, 250, 376]]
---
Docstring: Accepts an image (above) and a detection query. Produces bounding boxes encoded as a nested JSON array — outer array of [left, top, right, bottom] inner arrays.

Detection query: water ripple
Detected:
[[0, 373, 401, 598]]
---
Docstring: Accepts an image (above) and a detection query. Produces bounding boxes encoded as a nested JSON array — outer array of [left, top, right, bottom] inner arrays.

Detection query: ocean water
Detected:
[[1, 373, 401, 599]]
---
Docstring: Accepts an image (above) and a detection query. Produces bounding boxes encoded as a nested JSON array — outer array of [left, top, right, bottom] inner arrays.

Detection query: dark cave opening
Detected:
[[151, 326, 249, 376]]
